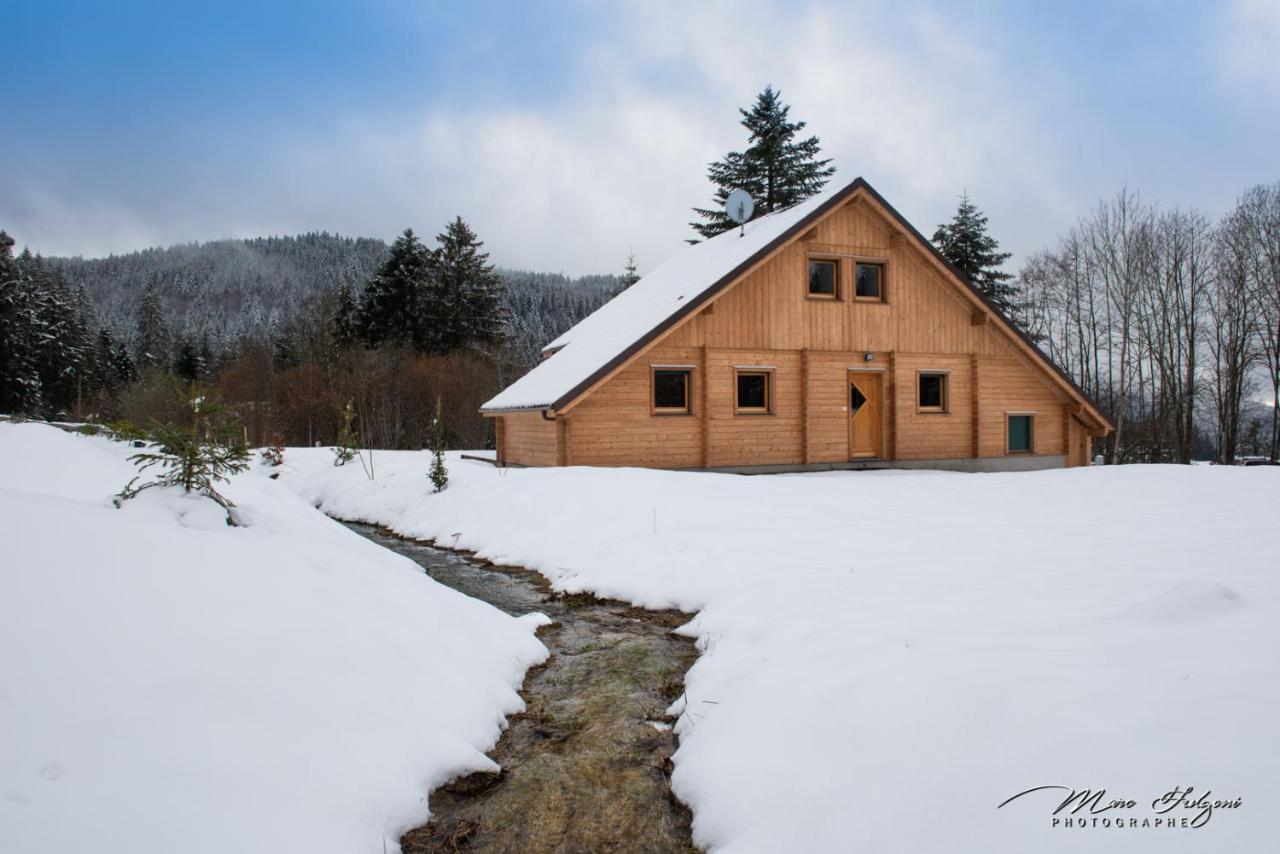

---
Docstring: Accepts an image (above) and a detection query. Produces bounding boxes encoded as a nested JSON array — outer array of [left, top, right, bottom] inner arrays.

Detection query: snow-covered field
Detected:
[[283, 447, 1280, 853], [0, 424, 547, 854], [4, 422, 1277, 853]]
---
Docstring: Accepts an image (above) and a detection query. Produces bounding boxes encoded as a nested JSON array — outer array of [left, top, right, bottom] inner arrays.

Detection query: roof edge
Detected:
[[480, 404, 553, 414]]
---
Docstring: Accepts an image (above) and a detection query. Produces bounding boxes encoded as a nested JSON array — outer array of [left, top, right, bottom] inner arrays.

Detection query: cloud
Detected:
[[1215, 0, 1280, 99], [285, 0, 1078, 275], [0, 1, 1171, 274]]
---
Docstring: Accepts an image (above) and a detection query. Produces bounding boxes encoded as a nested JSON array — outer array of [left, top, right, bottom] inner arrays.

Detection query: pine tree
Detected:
[[931, 192, 1020, 318], [35, 264, 92, 414], [691, 86, 836, 240], [333, 399, 359, 466], [135, 279, 171, 369], [0, 244, 93, 416], [0, 231, 45, 414], [116, 386, 250, 518], [432, 217, 507, 353], [428, 396, 449, 493], [620, 251, 640, 290], [112, 342, 138, 386], [357, 228, 434, 349], [331, 284, 359, 350], [172, 338, 206, 382], [91, 329, 118, 394]]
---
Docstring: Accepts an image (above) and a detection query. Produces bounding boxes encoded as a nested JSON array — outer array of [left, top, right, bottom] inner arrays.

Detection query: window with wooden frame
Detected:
[[651, 367, 692, 415], [1007, 413, 1035, 453], [806, 258, 840, 299], [855, 262, 885, 301], [917, 372, 949, 412], [734, 369, 773, 414]]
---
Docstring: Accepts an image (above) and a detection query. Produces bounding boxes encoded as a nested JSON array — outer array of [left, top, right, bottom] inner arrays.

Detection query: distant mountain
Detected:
[[50, 232, 619, 366]]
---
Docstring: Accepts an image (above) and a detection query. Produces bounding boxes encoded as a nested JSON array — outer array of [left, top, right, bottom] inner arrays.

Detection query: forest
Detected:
[[0, 224, 619, 449]]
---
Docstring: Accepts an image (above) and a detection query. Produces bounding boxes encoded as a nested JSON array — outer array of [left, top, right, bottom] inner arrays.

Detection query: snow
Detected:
[[481, 179, 854, 411], [0, 424, 548, 854], [281, 449, 1280, 853]]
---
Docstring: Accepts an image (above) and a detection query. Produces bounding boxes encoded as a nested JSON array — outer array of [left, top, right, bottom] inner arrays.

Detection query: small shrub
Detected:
[[116, 389, 250, 514], [260, 433, 285, 467], [428, 396, 449, 493], [333, 399, 359, 467]]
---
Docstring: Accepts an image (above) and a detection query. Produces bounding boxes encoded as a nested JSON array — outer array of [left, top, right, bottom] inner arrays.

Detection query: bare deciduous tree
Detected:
[[1205, 209, 1256, 464], [1017, 183, 1276, 464], [1235, 182, 1280, 460]]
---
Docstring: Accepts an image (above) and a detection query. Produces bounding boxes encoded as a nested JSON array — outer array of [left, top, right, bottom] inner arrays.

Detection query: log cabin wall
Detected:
[[566, 346, 705, 468], [495, 194, 1084, 470], [500, 409, 558, 467]]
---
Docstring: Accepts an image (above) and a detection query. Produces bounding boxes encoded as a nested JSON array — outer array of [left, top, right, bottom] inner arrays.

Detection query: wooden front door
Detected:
[[848, 372, 883, 459]]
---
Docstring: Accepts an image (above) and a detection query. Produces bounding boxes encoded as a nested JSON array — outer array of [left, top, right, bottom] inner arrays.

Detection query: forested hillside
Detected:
[[1, 224, 619, 450], [50, 233, 618, 366]]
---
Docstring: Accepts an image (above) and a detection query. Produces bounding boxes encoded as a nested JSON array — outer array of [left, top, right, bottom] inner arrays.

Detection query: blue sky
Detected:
[[3, 0, 1279, 274]]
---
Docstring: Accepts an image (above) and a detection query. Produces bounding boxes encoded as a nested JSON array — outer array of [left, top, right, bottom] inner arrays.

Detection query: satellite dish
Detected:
[[725, 189, 754, 235]]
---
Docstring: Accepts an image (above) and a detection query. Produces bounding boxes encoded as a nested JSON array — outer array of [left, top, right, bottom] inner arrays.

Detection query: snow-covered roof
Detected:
[[482, 180, 854, 412]]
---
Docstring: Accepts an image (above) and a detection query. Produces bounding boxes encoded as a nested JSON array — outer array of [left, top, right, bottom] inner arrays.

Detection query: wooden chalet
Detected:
[[481, 177, 1113, 472]]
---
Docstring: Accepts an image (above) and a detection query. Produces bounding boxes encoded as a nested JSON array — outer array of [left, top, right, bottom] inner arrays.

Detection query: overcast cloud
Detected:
[[3, 0, 1278, 275]]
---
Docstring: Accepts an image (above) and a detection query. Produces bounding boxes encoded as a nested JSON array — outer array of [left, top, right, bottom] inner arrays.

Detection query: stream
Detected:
[[344, 523, 700, 853]]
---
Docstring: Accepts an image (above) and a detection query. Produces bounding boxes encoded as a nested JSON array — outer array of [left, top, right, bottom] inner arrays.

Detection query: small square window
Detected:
[[855, 263, 883, 299], [918, 373, 947, 411], [1008, 415, 1034, 453], [735, 371, 772, 414], [652, 369, 691, 414], [807, 259, 839, 299]]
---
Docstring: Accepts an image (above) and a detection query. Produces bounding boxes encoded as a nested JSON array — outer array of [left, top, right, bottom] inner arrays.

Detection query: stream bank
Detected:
[[344, 523, 700, 853]]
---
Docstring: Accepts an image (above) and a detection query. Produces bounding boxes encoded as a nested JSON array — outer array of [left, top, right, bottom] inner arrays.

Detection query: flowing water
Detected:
[[344, 523, 700, 853]]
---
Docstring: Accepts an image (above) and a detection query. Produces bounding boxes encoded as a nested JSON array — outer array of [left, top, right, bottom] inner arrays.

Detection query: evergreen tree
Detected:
[[691, 86, 835, 240], [198, 337, 218, 378], [36, 263, 92, 413], [428, 396, 449, 493], [91, 329, 118, 394], [333, 399, 360, 466], [0, 231, 45, 414], [931, 192, 1020, 317], [116, 387, 251, 518], [431, 217, 507, 353], [332, 283, 359, 350], [112, 342, 138, 386], [620, 251, 640, 290], [172, 338, 206, 382], [358, 228, 434, 349], [272, 328, 299, 371], [135, 279, 171, 369], [0, 243, 92, 415]]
